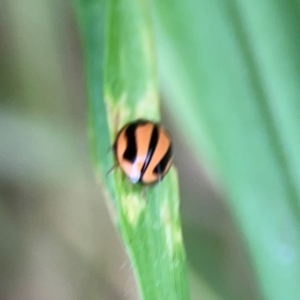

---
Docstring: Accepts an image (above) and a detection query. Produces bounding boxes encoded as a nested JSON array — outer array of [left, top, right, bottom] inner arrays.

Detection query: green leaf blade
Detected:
[[73, 0, 191, 299]]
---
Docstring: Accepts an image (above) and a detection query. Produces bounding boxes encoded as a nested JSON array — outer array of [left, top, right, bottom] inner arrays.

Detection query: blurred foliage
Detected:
[[4, 0, 296, 299], [152, 0, 300, 300]]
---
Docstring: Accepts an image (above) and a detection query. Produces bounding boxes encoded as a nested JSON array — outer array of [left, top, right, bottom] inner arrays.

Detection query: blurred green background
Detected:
[[0, 0, 260, 299]]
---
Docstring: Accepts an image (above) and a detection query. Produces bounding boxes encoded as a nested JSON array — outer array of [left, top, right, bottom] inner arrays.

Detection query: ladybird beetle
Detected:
[[112, 119, 173, 184]]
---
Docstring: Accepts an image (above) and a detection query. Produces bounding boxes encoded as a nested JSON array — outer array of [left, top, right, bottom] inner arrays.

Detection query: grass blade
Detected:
[[73, 0, 191, 299]]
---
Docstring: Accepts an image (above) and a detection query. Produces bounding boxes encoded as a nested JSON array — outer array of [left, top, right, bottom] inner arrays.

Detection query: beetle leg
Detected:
[[107, 145, 114, 153], [156, 165, 163, 183], [141, 186, 148, 199], [106, 164, 118, 177]]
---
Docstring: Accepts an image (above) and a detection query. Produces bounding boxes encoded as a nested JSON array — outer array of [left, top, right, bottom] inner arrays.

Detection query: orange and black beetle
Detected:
[[112, 119, 173, 184]]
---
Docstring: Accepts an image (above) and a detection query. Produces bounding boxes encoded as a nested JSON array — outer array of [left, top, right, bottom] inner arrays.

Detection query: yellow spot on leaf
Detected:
[[136, 87, 159, 120], [121, 194, 146, 226], [161, 202, 183, 256]]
